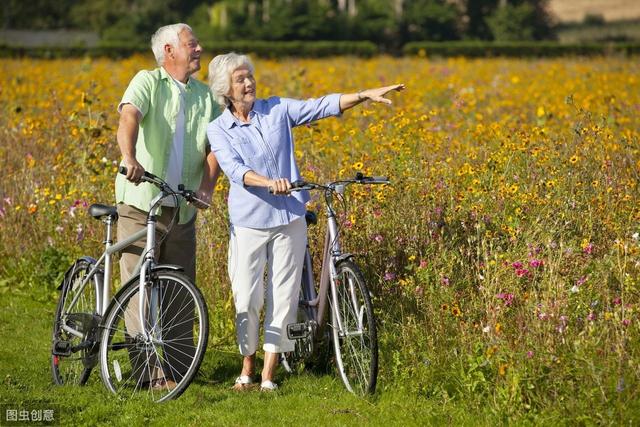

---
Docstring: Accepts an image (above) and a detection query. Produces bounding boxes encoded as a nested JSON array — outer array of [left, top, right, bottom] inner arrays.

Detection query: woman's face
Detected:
[[228, 66, 256, 106]]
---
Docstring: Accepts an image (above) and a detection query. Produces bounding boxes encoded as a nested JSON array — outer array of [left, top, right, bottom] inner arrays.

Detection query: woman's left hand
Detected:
[[359, 84, 406, 105]]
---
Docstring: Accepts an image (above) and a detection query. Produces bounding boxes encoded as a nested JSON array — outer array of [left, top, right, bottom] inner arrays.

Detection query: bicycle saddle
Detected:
[[88, 204, 118, 220]]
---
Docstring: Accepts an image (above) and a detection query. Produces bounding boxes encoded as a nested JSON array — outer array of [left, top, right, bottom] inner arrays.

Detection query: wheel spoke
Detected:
[[330, 261, 378, 395], [51, 260, 99, 386], [99, 271, 208, 402]]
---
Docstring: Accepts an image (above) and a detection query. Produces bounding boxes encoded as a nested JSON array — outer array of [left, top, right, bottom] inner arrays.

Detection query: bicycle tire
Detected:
[[99, 270, 208, 402], [329, 259, 378, 395], [51, 258, 100, 385]]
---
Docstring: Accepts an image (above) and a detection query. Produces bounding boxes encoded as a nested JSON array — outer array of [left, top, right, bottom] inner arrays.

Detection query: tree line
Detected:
[[2, 0, 555, 49]]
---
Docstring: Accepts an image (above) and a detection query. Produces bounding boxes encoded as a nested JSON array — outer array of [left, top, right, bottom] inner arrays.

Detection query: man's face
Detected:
[[170, 29, 202, 76]]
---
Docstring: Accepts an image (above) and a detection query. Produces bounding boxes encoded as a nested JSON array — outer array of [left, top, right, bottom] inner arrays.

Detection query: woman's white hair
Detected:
[[151, 23, 192, 66], [208, 52, 255, 109]]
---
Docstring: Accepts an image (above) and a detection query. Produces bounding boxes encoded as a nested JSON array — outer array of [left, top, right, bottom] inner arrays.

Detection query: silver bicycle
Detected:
[[51, 167, 209, 402], [282, 172, 388, 395]]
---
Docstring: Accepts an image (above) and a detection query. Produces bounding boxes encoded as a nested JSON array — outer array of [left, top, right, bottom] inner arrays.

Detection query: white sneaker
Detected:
[[260, 380, 278, 392], [232, 375, 254, 391]]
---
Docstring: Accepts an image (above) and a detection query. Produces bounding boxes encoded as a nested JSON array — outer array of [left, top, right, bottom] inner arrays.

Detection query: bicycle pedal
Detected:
[[52, 340, 72, 357], [287, 322, 312, 340]]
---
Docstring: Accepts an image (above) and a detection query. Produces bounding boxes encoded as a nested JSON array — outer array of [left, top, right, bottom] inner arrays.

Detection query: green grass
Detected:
[[2, 286, 636, 426], [0, 290, 465, 426]]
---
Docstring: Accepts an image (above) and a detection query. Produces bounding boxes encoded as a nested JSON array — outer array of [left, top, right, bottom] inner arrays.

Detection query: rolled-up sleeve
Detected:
[[206, 122, 252, 186], [284, 93, 342, 127], [118, 70, 152, 116]]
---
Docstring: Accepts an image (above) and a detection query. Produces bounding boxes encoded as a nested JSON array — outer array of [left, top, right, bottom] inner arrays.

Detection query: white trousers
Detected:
[[228, 217, 307, 355]]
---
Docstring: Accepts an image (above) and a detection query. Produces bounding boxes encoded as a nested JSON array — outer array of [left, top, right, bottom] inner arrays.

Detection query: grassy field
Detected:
[[1, 54, 640, 424]]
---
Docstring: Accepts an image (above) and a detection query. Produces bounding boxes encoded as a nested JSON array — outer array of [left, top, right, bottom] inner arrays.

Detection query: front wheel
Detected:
[[99, 270, 209, 402], [51, 259, 101, 386], [329, 260, 378, 395]]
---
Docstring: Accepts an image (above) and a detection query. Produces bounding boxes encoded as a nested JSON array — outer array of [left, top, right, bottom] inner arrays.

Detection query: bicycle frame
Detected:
[[300, 184, 353, 332], [61, 189, 172, 339]]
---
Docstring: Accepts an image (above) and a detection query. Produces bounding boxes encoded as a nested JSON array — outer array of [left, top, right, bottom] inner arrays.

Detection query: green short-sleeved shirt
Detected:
[[115, 67, 220, 223]]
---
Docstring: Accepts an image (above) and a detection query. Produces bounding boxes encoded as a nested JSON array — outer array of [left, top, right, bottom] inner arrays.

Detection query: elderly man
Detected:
[[115, 23, 220, 390]]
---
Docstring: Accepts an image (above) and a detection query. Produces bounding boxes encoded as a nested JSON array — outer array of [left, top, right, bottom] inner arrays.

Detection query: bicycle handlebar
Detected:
[[118, 166, 210, 209], [288, 173, 390, 192]]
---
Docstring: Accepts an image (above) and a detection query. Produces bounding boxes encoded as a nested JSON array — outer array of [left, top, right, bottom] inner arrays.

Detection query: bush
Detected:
[[403, 41, 640, 57], [0, 40, 379, 59]]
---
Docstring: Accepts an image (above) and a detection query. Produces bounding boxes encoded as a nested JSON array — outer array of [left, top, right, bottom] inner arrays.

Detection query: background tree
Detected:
[[3, 0, 558, 46], [486, 0, 554, 41], [399, 0, 461, 42]]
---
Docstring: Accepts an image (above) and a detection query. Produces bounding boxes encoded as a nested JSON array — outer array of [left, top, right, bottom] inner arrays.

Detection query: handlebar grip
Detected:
[[371, 176, 389, 182], [290, 179, 306, 189], [118, 165, 157, 181]]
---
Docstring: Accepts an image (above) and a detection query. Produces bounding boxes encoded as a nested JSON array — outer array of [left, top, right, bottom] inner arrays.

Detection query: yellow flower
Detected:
[[498, 363, 508, 376], [352, 161, 364, 170]]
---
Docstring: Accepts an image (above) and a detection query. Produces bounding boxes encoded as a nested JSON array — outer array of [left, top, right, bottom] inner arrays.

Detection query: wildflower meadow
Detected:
[[1, 54, 639, 423]]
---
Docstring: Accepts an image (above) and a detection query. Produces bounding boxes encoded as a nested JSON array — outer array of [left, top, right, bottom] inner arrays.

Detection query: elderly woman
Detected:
[[206, 52, 404, 391]]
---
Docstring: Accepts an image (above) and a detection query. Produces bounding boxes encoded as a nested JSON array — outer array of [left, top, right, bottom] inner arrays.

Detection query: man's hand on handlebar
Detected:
[[122, 157, 145, 185], [192, 189, 212, 210]]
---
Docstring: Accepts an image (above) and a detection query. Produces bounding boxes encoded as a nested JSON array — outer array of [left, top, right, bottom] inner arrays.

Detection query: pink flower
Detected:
[[613, 297, 622, 306], [515, 268, 530, 277], [527, 350, 534, 358], [383, 272, 396, 281], [496, 293, 515, 306], [576, 276, 588, 286], [418, 259, 428, 269], [441, 276, 450, 286], [511, 261, 523, 269], [373, 234, 383, 243], [529, 259, 543, 268], [622, 319, 631, 327], [583, 243, 594, 255], [587, 312, 596, 321]]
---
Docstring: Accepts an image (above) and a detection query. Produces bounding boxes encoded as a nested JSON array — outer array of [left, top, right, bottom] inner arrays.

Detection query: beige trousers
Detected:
[[117, 203, 197, 383]]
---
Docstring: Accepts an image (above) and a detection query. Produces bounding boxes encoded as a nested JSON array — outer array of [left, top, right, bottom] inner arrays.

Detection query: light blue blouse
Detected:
[[207, 94, 342, 229]]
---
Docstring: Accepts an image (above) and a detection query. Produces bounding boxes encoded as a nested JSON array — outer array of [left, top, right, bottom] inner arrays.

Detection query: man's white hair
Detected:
[[151, 23, 192, 66], [208, 52, 255, 109]]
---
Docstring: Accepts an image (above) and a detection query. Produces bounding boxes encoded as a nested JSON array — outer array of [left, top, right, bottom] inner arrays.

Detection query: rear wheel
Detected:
[[99, 270, 209, 402], [329, 260, 378, 395], [51, 259, 100, 385]]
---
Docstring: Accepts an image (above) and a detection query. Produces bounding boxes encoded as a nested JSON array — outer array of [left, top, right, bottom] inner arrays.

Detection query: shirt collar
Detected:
[[159, 66, 193, 88], [220, 104, 259, 129]]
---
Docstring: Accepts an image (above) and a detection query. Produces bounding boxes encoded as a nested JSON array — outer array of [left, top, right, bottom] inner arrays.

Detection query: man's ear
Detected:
[[164, 43, 173, 60]]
